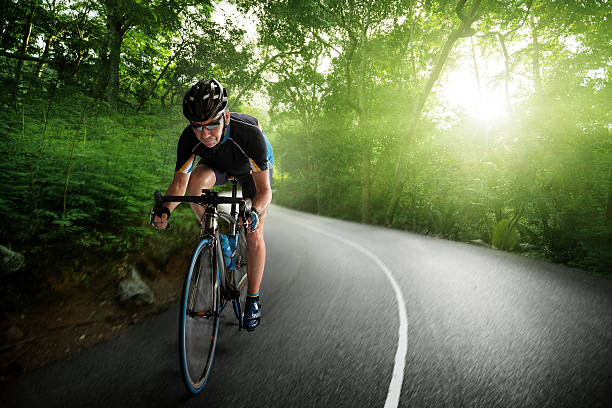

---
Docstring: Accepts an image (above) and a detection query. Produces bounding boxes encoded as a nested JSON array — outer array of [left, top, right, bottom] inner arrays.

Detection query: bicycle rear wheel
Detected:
[[231, 230, 248, 321], [178, 238, 220, 394]]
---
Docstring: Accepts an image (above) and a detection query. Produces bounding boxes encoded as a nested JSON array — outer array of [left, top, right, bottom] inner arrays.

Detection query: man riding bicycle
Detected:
[[151, 78, 273, 332]]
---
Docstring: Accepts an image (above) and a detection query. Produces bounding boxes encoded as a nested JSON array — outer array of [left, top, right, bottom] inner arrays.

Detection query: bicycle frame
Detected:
[[154, 180, 248, 304], [198, 180, 247, 297]]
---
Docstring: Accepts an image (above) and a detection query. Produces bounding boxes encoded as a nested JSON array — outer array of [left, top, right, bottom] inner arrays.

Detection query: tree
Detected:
[[386, 0, 482, 225], [96, 0, 203, 110], [10, 0, 37, 107], [242, 0, 415, 222]]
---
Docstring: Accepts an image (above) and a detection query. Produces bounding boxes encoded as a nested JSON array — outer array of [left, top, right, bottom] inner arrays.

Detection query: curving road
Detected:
[[2, 205, 611, 407]]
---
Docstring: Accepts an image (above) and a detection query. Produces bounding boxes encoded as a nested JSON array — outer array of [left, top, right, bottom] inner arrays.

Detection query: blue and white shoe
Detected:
[[243, 298, 261, 332]]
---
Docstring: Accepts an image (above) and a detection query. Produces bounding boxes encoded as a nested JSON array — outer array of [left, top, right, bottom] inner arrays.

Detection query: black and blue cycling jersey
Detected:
[[175, 112, 274, 199]]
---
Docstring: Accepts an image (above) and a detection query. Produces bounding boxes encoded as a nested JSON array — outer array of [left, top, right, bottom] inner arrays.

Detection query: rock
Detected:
[[117, 266, 155, 305], [468, 239, 490, 247], [0, 245, 25, 276]]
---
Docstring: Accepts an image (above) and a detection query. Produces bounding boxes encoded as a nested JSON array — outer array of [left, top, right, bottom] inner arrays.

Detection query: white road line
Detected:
[[288, 218, 408, 408]]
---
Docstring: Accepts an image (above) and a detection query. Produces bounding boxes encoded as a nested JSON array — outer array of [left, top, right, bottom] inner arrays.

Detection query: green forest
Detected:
[[1, 0, 610, 305]]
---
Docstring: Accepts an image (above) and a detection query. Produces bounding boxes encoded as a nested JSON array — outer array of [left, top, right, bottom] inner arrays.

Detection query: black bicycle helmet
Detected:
[[182, 78, 228, 122]]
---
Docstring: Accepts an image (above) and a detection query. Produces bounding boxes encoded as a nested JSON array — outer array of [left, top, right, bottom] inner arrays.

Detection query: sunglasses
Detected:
[[191, 115, 224, 131]]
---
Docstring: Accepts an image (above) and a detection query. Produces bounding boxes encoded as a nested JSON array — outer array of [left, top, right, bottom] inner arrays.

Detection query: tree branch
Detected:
[[456, 0, 468, 22], [475, 0, 532, 38], [504, 0, 533, 36], [0, 50, 59, 64], [229, 50, 300, 110], [344, 39, 362, 115], [312, 31, 342, 55], [316, 0, 333, 15], [467, 0, 481, 19], [136, 39, 188, 111], [387, 0, 483, 225]]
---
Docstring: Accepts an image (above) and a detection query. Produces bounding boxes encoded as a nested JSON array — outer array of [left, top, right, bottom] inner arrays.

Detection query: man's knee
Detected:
[[246, 226, 265, 249], [188, 165, 216, 194]]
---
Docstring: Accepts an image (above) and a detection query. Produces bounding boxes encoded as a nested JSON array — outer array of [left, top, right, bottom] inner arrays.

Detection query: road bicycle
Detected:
[[153, 179, 249, 394]]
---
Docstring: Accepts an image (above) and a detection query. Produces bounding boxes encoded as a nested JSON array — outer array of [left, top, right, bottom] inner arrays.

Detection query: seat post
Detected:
[[230, 179, 238, 235]]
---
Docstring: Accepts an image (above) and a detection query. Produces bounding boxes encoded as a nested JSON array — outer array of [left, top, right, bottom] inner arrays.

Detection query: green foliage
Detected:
[[0, 101, 187, 282], [0, 0, 609, 289], [492, 219, 520, 251], [255, 0, 611, 276]]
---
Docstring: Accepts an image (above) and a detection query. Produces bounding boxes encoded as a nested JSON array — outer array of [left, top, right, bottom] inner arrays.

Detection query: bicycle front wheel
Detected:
[[178, 238, 220, 394]]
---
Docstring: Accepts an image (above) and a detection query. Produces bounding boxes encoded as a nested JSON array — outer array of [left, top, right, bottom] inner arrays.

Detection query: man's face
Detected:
[[191, 111, 227, 148]]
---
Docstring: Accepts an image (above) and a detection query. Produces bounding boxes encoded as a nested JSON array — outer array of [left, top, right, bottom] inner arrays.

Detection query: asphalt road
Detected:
[[2, 205, 611, 407]]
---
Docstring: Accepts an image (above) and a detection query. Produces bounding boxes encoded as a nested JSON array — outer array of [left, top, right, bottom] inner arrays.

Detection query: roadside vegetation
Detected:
[[0, 0, 609, 313]]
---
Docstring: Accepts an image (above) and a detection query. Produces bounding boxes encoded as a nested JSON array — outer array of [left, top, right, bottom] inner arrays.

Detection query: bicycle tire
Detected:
[[178, 238, 220, 394], [231, 230, 248, 321]]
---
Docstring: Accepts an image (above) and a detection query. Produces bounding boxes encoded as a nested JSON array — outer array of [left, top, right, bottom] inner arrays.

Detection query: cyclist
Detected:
[[151, 78, 273, 332]]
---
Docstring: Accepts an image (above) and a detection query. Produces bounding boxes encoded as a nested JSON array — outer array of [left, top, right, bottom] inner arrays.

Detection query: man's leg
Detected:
[[243, 214, 265, 331], [237, 171, 271, 331], [245, 214, 266, 295], [187, 164, 216, 221], [238, 172, 270, 296]]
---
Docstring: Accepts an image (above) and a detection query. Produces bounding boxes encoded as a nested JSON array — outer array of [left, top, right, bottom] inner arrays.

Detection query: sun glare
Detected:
[[441, 67, 508, 125], [438, 41, 513, 126], [473, 93, 507, 124]]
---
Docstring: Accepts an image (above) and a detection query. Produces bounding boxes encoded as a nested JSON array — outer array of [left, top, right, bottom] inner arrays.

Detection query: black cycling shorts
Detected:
[[208, 166, 273, 200]]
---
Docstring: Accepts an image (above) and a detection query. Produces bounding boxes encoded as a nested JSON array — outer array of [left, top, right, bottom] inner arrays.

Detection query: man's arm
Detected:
[[251, 169, 272, 214], [152, 171, 189, 229], [164, 171, 190, 212]]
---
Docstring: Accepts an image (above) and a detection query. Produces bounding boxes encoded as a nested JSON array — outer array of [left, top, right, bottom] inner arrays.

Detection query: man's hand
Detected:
[[150, 206, 171, 230]]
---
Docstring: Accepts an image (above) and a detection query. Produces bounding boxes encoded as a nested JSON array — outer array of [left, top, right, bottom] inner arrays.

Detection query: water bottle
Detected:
[[219, 234, 234, 271], [228, 234, 238, 256]]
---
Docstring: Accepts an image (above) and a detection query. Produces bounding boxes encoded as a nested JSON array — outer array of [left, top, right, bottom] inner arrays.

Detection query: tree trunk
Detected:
[[35, 35, 55, 78], [361, 142, 371, 222], [529, 13, 542, 95], [496, 32, 511, 112], [12, 8, 35, 108], [40, 69, 62, 153], [386, 29, 462, 225], [606, 167, 612, 225], [75, 49, 86, 68], [306, 118, 321, 215], [386, 0, 481, 226], [316, 176, 322, 215], [160, 87, 171, 107], [357, 40, 371, 223], [107, 18, 123, 110], [470, 37, 482, 102], [309, 122, 321, 215], [74, 25, 89, 70]]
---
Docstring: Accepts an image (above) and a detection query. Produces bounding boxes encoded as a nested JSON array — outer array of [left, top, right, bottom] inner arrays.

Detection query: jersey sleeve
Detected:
[[245, 122, 271, 172], [175, 127, 198, 174]]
